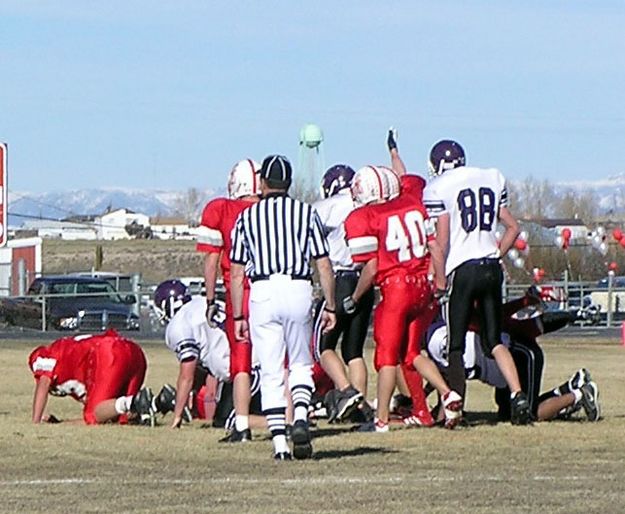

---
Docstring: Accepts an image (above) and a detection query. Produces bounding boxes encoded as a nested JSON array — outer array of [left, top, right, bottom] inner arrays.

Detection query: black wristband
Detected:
[[233, 315, 244, 321], [323, 307, 336, 314]]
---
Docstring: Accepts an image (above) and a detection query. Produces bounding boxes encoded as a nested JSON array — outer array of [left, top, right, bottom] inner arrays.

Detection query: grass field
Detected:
[[1, 334, 625, 513]]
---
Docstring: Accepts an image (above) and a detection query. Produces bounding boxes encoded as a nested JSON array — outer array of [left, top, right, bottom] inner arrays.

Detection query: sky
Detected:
[[1, 0, 624, 194]]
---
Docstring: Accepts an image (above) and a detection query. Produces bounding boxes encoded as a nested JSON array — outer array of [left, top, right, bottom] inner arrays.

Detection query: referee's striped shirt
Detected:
[[230, 192, 329, 279]]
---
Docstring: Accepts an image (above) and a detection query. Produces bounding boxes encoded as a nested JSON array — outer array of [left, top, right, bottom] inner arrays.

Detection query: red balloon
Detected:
[[514, 239, 527, 251], [620, 238, 625, 249], [613, 228, 623, 241], [609, 262, 618, 271], [561, 228, 572, 240], [539, 268, 546, 277]]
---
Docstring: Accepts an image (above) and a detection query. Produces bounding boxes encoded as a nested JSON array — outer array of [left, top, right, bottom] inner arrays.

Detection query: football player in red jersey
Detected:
[[344, 139, 462, 431], [195, 159, 261, 441], [28, 329, 154, 425]]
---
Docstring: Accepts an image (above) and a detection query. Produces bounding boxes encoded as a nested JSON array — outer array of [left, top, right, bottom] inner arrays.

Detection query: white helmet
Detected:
[[351, 165, 389, 206], [378, 166, 400, 200], [227, 159, 261, 199]]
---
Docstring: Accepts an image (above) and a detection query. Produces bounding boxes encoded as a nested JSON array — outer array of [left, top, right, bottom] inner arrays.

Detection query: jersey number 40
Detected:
[[457, 187, 496, 233], [386, 211, 427, 262]]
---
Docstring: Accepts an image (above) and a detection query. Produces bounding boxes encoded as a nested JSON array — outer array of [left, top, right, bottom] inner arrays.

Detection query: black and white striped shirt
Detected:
[[230, 193, 329, 280]]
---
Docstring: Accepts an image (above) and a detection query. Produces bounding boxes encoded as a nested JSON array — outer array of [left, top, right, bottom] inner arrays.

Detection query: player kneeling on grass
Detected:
[[153, 280, 267, 437], [29, 329, 155, 426]]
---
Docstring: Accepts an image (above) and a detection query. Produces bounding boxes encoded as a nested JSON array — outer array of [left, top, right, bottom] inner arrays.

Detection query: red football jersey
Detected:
[[345, 186, 434, 283], [28, 335, 94, 401], [196, 197, 256, 285], [400, 174, 426, 200]]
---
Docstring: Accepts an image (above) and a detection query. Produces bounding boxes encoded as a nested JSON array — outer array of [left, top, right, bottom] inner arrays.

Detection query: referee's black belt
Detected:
[[463, 257, 501, 266], [335, 269, 360, 277], [250, 274, 312, 283]]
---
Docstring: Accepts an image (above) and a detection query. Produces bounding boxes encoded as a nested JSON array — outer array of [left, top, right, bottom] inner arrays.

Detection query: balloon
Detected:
[[514, 239, 527, 251], [599, 242, 609, 256], [513, 257, 525, 269], [620, 238, 625, 249], [609, 261, 618, 271], [613, 228, 623, 241], [596, 226, 606, 237], [562, 228, 572, 240], [521, 244, 530, 256], [495, 230, 503, 242], [592, 235, 603, 248], [555, 235, 564, 248], [508, 248, 519, 260], [519, 230, 528, 242], [539, 268, 546, 277]]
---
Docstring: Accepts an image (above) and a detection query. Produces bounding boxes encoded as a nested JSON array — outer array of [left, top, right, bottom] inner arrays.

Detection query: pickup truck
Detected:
[[0, 275, 140, 331]]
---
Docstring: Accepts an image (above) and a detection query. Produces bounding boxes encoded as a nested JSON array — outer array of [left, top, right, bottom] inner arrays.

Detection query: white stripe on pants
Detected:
[[249, 276, 314, 411]]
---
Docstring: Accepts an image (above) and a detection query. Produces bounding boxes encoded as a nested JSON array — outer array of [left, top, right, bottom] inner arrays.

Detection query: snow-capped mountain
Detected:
[[8, 187, 224, 227], [555, 173, 625, 213]]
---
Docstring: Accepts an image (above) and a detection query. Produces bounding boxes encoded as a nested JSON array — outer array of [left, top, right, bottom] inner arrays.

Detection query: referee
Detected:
[[230, 154, 336, 461]]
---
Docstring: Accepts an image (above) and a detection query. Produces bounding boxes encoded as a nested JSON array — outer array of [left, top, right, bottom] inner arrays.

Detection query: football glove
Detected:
[[342, 295, 356, 315], [387, 127, 398, 152], [206, 298, 219, 328]]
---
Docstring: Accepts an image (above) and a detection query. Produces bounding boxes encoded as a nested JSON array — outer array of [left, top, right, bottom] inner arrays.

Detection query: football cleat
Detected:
[[152, 384, 193, 423], [130, 387, 156, 427], [510, 391, 532, 425], [354, 418, 389, 433], [568, 368, 592, 392], [403, 409, 435, 428], [274, 452, 293, 461], [580, 381, 601, 422], [290, 420, 313, 460], [333, 386, 364, 423], [323, 389, 340, 423], [219, 428, 252, 443], [442, 390, 463, 429]]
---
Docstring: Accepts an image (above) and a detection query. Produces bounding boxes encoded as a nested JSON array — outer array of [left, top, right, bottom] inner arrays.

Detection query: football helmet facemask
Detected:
[[227, 159, 261, 199], [428, 140, 466, 177], [351, 165, 389, 206], [154, 280, 192, 321]]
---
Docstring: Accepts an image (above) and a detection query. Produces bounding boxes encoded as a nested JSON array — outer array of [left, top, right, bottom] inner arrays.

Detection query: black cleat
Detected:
[[219, 428, 252, 443], [323, 389, 340, 423], [130, 387, 156, 427], [510, 391, 532, 425], [152, 384, 192, 423], [580, 381, 601, 422], [334, 386, 364, 423], [274, 452, 292, 461], [290, 420, 313, 460]]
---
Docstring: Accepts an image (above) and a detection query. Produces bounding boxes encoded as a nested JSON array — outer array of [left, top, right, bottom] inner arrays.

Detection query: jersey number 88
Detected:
[[457, 187, 496, 233]]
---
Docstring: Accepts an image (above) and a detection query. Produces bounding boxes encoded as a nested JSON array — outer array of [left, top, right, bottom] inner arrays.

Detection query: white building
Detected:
[[95, 209, 150, 240], [20, 219, 97, 240], [150, 216, 196, 240]]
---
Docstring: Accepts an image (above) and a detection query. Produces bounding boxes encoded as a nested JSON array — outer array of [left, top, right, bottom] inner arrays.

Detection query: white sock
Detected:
[[235, 415, 249, 432], [115, 396, 133, 414], [572, 388, 583, 405], [293, 406, 308, 422], [272, 435, 289, 454]]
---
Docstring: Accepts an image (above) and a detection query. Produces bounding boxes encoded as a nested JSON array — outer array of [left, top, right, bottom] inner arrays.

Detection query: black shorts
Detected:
[[446, 258, 503, 357], [313, 270, 374, 364]]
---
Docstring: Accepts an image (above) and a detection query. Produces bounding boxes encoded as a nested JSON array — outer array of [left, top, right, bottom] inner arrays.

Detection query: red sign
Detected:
[[0, 143, 6, 247]]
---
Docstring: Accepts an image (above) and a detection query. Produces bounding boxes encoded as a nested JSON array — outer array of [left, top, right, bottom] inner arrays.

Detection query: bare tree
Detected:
[[173, 187, 205, 223]]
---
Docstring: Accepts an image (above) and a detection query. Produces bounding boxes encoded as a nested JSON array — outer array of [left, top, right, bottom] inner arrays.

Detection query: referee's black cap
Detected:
[[260, 155, 292, 189]]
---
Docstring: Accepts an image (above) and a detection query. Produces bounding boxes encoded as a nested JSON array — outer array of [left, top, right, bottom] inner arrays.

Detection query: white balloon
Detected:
[[495, 230, 503, 241], [593, 235, 602, 247], [519, 230, 528, 242], [599, 241, 609, 256], [555, 235, 564, 247], [514, 257, 525, 269], [508, 248, 519, 260], [521, 244, 530, 256], [597, 226, 606, 237]]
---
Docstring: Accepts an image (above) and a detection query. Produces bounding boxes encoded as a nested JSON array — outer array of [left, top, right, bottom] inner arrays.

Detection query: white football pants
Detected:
[[248, 275, 314, 411]]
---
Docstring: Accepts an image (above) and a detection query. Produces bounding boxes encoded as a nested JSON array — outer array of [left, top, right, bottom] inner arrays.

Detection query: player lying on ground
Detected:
[[425, 292, 601, 423], [28, 329, 155, 425]]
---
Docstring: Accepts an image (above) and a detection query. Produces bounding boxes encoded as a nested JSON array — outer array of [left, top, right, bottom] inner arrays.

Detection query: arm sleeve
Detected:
[[196, 199, 225, 253], [309, 207, 330, 259], [344, 208, 377, 263], [229, 213, 249, 265], [423, 183, 447, 218], [500, 176, 509, 208]]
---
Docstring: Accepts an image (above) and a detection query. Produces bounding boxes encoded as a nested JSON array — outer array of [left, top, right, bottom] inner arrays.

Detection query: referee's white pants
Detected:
[[249, 276, 314, 411]]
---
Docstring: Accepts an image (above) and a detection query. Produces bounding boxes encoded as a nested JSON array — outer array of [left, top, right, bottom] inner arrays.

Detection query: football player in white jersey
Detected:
[[153, 280, 265, 434], [312, 165, 373, 422], [423, 140, 531, 425]]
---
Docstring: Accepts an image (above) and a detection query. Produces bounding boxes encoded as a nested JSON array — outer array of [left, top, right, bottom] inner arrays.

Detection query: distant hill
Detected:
[[7, 173, 625, 228], [8, 187, 224, 227]]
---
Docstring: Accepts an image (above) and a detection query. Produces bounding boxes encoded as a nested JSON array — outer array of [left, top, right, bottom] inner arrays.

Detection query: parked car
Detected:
[[0, 275, 140, 331]]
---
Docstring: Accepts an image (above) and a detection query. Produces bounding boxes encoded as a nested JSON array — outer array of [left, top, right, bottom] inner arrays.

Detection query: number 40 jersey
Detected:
[[423, 166, 508, 276], [344, 175, 435, 283]]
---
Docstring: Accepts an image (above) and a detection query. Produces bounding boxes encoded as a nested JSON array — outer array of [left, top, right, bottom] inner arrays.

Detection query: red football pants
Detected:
[[225, 287, 252, 377], [83, 337, 147, 425]]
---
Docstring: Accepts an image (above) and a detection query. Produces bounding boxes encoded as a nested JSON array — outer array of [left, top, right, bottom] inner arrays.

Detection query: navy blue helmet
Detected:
[[320, 164, 355, 199], [428, 140, 466, 177], [154, 279, 192, 320]]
